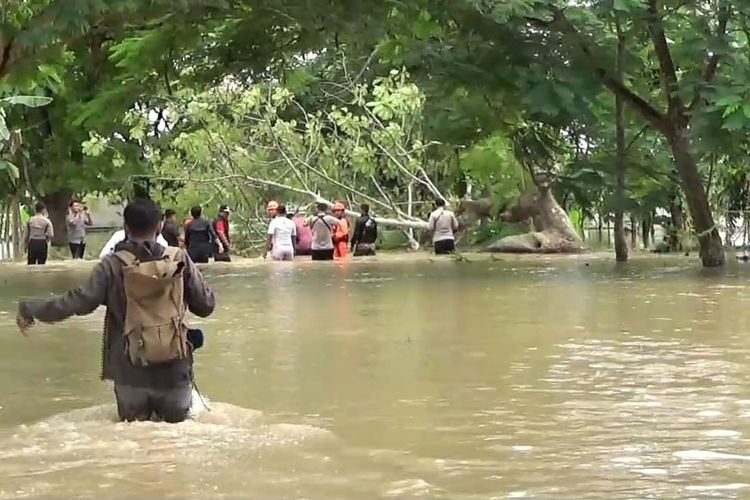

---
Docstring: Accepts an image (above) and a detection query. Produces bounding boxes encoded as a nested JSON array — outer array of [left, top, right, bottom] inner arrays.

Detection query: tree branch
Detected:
[[546, 6, 669, 135], [646, 0, 685, 118], [689, 0, 731, 110]]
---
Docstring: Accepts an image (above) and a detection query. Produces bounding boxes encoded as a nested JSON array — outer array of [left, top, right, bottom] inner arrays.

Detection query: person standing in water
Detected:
[[331, 202, 350, 259], [161, 209, 180, 247], [428, 198, 459, 255], [25, 201, 54, 265], [307, 202, 340, 261], [66, 199, 93, 259], [350, 203, 378, 256], [213, 205, 231, 262], [264, 204, 297, 261], [184, 206, 222, 263], [16, 198, 215, 423]]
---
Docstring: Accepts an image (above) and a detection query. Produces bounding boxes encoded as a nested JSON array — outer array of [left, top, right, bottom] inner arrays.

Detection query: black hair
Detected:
[[164, 208, 176, 219], [69, 199, 81, 208], [191, 206, 202, 218], [435, 198, 446, 207], [317, 202, 328, 212], [124, 198, 162, 236], [360, 203, 370, 214], [34, 201, 46, 214], [276, 204, 287, 216]]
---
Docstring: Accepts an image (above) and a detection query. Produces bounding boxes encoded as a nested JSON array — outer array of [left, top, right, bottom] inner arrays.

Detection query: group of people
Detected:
[[24, 196, 459, 266], [13, 197, 460, 425], [263, 201, 379, 261], [25, 199, 93, 265]]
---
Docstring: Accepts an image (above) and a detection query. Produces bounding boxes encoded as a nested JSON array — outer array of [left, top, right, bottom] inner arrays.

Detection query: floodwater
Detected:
[[2, 254, 750, 499]]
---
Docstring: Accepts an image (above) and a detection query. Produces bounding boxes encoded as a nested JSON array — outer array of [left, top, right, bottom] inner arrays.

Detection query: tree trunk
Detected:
[[613, 19, 628, 262], [668, 193, 683, 252], [42, 190, 72, 247], [630, 215, 638, 249], [597, 215, 603, 243], [669, 131, 724, 266], [486, 188, 587, 253]]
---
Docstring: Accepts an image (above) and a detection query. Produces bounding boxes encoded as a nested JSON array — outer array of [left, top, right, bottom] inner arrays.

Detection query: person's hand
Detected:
[[16, 305, 34, 336]]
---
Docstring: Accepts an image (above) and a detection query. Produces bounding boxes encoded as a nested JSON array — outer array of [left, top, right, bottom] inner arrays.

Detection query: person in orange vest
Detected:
[[332, 202, 350, 259]]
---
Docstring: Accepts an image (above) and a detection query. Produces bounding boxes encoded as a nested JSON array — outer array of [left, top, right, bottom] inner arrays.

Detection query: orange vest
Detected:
[[333, 218, 350, 242]]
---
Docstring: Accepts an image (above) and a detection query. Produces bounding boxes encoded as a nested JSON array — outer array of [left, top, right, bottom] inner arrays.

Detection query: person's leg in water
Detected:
[[153, 384, 193, 423], [434, 240, 455, 255], [27, 239, 47, 265], [114, 384, 152, 422], [311, 249, 334, 261], [68, 243, 79, 259], [272, 249, 294, 261], [188, 243, 210, 263]]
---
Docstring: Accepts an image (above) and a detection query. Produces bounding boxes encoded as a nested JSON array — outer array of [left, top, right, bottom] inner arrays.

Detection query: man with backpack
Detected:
[[306, 202, 340, 261], [351, 203, 378, 256], [16, 198, 215, 423]]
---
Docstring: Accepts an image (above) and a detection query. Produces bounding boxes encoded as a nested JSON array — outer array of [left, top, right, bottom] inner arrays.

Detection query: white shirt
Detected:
[[267, 216, 297, 252], [99, 229, 170, 259], [428, 208, 459, 243]]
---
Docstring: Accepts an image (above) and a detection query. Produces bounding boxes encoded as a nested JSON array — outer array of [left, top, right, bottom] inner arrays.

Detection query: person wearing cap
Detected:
[[266, 200, 279, 219], [264, 204, 297, 261], [213, 205, 232, 262], [331, 202, 350, 259]]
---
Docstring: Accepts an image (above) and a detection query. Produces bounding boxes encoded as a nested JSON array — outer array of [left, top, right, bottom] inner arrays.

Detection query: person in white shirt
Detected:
[[100, 228, 169, 259], [428, 198, 459, 255], [264, 204, 297, 261]]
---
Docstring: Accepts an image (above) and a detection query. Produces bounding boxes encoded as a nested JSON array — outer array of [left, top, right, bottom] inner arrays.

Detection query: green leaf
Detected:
[[714, 94, 743, 107], [0, 95, 53, 108], [0, 113, 9, 142], [743, 104, 750, 120], [0, 159, 20, 180]]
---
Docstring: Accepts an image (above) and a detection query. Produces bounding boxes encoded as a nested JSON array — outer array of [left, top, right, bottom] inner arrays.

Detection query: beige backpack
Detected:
[[115, 246, 189, 366]]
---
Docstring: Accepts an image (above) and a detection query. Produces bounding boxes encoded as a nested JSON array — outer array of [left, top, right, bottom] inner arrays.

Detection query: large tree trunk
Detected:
[[613, 19, 628, 262], [484, 188, 587, 253], [670, 131, 724, 266], [42, 190, 72, 247]]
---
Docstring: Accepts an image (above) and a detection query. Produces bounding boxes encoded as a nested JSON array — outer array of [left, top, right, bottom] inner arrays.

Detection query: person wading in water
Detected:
[[331, 202, 350, 259], [184, 206, 222, 263], [25, 201, 54, 265], [350, 203, 378, 256], [66, 199, 93, 259], [16, 198, 216, 423], [213, 205, 232, 262], [428, 198, 459, 255], [306, 202, 340, 261]]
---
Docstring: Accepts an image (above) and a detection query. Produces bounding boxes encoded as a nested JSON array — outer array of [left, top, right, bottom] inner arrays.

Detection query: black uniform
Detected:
[[351, 214, 378, 256], [185, 217, 217, 263]]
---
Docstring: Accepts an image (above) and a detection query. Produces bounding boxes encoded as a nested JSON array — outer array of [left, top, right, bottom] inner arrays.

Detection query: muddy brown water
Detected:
[[1, 254, 750, 498]]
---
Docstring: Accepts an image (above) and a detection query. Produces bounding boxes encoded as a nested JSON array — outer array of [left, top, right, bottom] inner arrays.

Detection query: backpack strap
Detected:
[[114, 250, 138, 266], [312, 215, 331, 232], [162, 246, 183, 262]]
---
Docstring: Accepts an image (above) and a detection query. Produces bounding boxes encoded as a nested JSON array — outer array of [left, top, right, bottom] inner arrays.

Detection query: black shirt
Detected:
[[352, 214, 378, 246], [162, 220, 180, 247], [185, 217, 217, 247]]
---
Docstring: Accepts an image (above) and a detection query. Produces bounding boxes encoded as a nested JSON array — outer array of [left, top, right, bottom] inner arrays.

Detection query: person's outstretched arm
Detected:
[[18, 261, 109, 328], [183, 255, 215, 317]]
